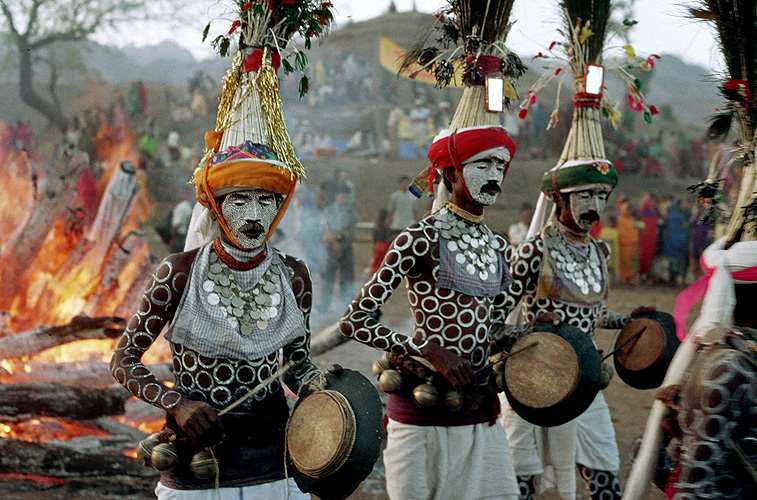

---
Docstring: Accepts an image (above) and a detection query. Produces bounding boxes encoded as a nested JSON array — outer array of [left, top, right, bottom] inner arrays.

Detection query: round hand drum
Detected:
[[503, 322, 601, 427], [286, 368, 383, 500], [613, 311, 679, 390]]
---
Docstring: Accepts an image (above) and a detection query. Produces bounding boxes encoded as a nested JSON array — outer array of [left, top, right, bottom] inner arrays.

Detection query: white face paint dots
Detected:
[[219, 188, 279, 249], [568, 186, 612, 232], [462, 149, 509, 206]]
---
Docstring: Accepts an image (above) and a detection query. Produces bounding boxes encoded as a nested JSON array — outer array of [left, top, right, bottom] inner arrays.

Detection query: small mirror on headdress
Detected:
[[584, 64, 604, 97], [486, 77, 505, 112]]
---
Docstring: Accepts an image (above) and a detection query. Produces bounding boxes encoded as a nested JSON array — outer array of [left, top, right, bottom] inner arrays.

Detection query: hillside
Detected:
[[0, 11, 718, 133]]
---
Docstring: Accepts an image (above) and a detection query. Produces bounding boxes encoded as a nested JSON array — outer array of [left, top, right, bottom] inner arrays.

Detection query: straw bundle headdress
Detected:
[[517, 0, 657, 233], [690, 0, 757, 246], [403, 0, 523, 207], [186, 0, 333, 249]]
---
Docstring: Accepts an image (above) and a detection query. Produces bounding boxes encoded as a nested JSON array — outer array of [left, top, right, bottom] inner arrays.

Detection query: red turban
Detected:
[[408, 126, 515, 198], [427, 126, 515, 172]]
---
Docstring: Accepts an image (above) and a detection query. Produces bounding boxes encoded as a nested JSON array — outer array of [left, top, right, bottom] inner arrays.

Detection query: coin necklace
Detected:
[[203, 249, 283, 334], [435, 203, 499, 280], [548, 229, 603, 295]]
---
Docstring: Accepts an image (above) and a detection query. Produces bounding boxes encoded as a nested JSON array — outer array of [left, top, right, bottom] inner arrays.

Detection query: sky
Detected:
[[108, 0, 723, 71]]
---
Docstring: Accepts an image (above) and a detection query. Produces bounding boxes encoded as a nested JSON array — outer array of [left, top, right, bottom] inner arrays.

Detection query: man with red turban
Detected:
[[340, 125, 523, 500]]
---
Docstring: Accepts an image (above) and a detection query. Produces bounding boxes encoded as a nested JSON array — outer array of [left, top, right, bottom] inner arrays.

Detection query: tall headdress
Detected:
[[689, 0, 757, 246], [403, 0, 523, 207], [519, 0, 655, 232], [624, 4, 757, 497], [187, 0, 333, 249]]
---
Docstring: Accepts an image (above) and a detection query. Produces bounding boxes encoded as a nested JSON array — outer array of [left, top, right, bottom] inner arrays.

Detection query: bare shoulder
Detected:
[[278, 251, 309, 276], [594, 238, 611, 258], [158, 248, 200, 280], [516, 234, 544, 259]]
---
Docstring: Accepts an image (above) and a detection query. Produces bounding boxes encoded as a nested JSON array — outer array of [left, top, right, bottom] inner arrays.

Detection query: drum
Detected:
[[286, 368, 383, 500], [613, 311, 679, 390], [503, 322, 601, 427]]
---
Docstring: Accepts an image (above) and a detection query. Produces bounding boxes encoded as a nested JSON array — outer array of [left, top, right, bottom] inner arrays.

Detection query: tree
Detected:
[[0, 0, 183, 132]]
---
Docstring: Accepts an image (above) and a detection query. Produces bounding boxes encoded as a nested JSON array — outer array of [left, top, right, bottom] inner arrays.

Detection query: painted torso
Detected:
[[110, 245, 316, 415], [673, 330, 757, 499], [340, 209, 515, 370], [508, 222, 629, 337]]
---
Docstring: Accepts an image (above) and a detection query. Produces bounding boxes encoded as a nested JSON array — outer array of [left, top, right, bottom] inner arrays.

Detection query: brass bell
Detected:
[[190, 449, 218, 480], [151, 442, 180, 472], [600, 362, 614, 389], [136, 433, 160, 465], [413, 383, 438, 408], [378, 369, 403, 393], [371, 358, 392, 377], [443, 391, 463, 412]]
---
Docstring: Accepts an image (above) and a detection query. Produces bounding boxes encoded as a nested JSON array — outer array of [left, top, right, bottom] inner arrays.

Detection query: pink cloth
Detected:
[[673, 256, 757, 340]]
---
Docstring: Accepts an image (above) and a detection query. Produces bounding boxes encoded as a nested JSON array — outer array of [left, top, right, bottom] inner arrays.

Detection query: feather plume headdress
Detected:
[[690, 0, 757, 245], [400, 0, 525, 127], [186, 0, 334, 250]]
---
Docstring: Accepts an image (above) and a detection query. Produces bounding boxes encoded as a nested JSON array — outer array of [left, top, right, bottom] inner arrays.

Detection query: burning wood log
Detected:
[[55, 160, 141, 280], [0, 145, 89, 297], [84, 230, 148, 317], [113, 253, 160, 319], [0, 438, 158, 485], [310, 321, 348, 357], [0, 383, 130, 420], [0, 314, 124, 360], [0, 361, 173, 387]]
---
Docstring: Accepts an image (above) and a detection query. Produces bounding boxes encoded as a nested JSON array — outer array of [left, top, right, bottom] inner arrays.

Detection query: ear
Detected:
[[442, 167, 459, 185]]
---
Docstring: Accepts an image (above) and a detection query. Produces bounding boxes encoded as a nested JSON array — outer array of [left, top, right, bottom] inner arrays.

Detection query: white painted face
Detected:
[[568, 186, 612, 232], [461, 149, 509, 206], [219, 188, 278, 250]]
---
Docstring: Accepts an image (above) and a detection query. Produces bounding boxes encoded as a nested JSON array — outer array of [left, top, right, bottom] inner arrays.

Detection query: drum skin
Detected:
[[503, 322, 601, 427], [288, 368, 384, 500], [614, 311, 679, 390]]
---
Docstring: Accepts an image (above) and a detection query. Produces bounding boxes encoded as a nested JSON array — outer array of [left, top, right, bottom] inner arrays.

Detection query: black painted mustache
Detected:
[[481, 183, 501, 195], [240, 222, 265, 236], [580, 211, 600, 223]]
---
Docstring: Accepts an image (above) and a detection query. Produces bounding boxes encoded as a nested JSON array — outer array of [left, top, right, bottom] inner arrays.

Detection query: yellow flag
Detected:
[[379, 36, 464, 87]]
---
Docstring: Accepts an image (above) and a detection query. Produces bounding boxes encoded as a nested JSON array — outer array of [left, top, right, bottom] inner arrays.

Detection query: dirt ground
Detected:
[[1, 155, 697, 500]]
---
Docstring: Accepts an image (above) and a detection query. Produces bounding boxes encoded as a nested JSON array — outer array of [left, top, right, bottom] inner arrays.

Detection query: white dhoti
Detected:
[[154, 478, 309, 500], [499, 392, 619, 500], [383, 418, 520, 500]]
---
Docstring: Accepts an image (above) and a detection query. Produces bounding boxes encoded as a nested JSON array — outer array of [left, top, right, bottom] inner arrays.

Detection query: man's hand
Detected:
[[535, 312, 561, 326], [419, 342, 473, 392], [631, 306, 656, 317], [169, 398, 225, 450]]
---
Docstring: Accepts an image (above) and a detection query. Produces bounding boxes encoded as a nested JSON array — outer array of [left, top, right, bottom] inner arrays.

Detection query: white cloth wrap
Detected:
[[155, 478, 308, 499], [383, 419, 519, 500], [692, 237, 757, 345], [499, 392, 619, 500], [184, 203, 220, 251]]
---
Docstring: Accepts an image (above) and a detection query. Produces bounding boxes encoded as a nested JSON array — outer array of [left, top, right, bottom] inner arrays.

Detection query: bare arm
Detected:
[[280, 254, 319, 394], [491, 236, 545, 351], [339, 225, 429, 356], [110, 249, 224, 449]]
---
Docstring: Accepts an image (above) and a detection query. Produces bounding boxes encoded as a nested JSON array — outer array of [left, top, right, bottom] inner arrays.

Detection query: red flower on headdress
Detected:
[[518, 108, 528, 119], [228, 20, 241, 35], [649, 105, 659, 115], [242, 2, 253, 10]]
